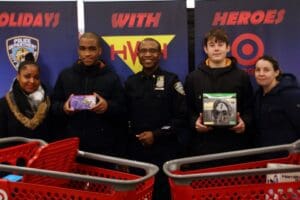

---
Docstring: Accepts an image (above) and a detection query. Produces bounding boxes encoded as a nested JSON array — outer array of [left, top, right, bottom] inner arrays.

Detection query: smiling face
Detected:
[[204, 38, 230, 67], [138, 39, 161, 71], [17, 64, 40, 94], [255, 59, 280, 93], [78, 36, 102, 67]]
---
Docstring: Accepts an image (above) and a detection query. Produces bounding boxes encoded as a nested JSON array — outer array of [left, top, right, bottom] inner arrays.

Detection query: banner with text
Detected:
[[195, 0, 300, 82], [84, 0, 188, 83], [0, 2, 78, 96]]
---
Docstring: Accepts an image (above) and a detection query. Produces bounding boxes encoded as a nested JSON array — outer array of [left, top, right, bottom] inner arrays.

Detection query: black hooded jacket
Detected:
[[51, 61, 126, 155], [185, 58, 254, 155], [254, 73, 300, 147]]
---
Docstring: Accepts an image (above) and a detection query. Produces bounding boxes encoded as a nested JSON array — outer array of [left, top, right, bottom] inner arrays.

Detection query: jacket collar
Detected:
[[73, 60, 107, 76], [199, 57, 237, 75], [139, 67, 162, 79], [205, 58, 232, 67]]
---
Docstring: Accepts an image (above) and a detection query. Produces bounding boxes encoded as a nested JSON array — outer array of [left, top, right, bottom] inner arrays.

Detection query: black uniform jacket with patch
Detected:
[[125, 67, 188, 164]]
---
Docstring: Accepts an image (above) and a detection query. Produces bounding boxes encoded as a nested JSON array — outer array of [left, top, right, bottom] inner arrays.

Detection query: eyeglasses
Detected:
[[138, 48, 160, 54]]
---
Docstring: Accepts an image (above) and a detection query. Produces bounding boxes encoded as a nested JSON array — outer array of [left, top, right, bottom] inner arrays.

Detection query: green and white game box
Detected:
[[203, 93, 237, 126]]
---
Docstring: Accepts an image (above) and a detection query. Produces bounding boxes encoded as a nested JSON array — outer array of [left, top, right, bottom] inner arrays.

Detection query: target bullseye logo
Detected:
[[0, 189, 8, 200], [231, 33, 264, 66]]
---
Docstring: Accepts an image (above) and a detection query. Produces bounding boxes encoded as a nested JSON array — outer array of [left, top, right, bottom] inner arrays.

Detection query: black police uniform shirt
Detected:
[[125, 67, 187, 164]]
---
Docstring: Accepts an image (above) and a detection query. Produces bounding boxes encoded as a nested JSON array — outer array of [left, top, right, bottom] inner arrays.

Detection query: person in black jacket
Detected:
[[0, 53, 52, 142], [125, 38, 188, 200], [254, 55, 300, 147], [51, 32, 126, 157], [185, 28, 254, 158]]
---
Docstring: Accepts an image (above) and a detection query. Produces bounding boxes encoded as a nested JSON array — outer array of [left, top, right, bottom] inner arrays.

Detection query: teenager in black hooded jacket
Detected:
[[185, 28, 254, 156], [51, 32, 126, 156]]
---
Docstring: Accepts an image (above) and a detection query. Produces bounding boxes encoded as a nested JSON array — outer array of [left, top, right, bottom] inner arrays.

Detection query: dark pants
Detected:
[[153, 169, 171, 200]]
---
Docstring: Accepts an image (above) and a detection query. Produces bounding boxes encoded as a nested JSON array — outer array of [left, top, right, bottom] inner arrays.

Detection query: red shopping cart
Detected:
[[0, 137, 158, 200], [163, 140, 300, 200]]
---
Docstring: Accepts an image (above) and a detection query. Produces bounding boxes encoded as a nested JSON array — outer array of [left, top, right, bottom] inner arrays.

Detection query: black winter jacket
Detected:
[[0, 81, 52, 142], [254, 73, 300, 147], [125, 68, 188, 165], [51, 61, 126, 155], [185, 58, 254, 155]]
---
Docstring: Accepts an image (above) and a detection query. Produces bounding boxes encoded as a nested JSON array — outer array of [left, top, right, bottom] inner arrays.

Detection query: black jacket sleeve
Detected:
[[0, 98, 8, 137], [104, 75, 126, 117], [239, 73, 254, 130], [184, 74, 199, 130], [281, 89, 300, 134], [153, 75, 188, 141], [51, 72, 67, 117]]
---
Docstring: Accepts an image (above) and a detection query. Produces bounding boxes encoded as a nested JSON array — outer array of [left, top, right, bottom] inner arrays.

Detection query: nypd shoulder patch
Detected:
[[174, 81, 185, 95], [6, 35, 39, 71]]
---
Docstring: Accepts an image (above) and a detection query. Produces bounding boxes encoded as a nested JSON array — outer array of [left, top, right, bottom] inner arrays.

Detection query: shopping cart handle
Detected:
[[0, 162, 158, 191], [164, 139, 300, 172], [0, 137, 159, 191], [0, 137, 47, 146], [163, 139, 300, 185], [164, 164, 300, 185], [77, 150, 159, 187], [292, 139, 300, 151]]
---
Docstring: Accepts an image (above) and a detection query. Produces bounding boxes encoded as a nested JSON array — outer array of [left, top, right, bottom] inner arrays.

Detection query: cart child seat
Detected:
[[22, 137, 79, 185], [0, 137, 159, 200]]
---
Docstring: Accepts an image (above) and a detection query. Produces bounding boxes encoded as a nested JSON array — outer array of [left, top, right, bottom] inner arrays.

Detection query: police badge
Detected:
[[155, 75, 165, 90], [6, 36, 39, 70]]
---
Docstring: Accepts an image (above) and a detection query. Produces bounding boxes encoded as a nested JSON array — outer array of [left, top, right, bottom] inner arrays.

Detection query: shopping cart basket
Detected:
[[163, 140, 300, 200], [0, 137, 158, 200]]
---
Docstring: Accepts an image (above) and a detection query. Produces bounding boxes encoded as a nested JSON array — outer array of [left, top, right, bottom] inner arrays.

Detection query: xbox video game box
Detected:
[[203, 93, 237, 126]]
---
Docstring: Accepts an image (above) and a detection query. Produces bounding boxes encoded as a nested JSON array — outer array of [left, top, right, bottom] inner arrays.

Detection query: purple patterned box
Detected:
[[70, 95, 96, 110]]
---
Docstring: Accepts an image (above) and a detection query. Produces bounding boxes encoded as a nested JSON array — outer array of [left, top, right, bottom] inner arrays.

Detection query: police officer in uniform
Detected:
[[125, 38, 188, 200]]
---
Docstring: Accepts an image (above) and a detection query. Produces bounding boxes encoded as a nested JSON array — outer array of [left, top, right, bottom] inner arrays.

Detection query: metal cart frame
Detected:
[[164, 140, 300, 199], [0, 137, 159, 200]]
